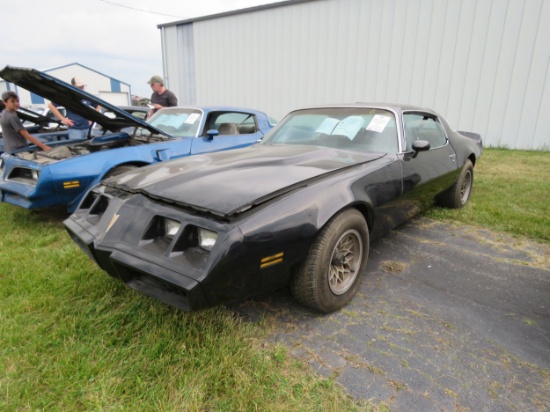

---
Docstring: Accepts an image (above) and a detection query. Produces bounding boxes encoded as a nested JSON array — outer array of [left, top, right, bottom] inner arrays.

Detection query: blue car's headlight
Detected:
[[8, 167, 40, 183]]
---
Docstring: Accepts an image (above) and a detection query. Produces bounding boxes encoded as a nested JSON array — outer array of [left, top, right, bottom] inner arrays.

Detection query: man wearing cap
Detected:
[[48, 77, 94, 140], [1, 91, 52, 152], [147, 75, 178, 119]]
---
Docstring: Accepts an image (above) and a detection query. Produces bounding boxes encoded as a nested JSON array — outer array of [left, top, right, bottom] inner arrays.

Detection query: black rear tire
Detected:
[[438, 159, 474, 208], [290, 209, 369, 313]]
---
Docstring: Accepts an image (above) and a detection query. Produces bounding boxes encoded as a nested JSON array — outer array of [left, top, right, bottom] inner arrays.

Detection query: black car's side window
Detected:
[[204, 112, 258, 136], [404, 113, 447, 150]]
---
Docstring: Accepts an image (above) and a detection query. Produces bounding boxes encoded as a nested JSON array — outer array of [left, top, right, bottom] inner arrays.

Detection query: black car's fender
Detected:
[[199, 156, 404, 304]]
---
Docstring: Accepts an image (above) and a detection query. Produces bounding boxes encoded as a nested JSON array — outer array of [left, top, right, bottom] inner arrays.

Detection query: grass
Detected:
[[0, 207, 366, 411], [425, 148, 550, 243], [1, 148, 548, 411]]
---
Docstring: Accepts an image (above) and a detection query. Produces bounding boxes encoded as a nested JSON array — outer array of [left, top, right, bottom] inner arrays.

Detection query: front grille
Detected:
[[112, 261, 191, 311], [86, 195, 110, 225]]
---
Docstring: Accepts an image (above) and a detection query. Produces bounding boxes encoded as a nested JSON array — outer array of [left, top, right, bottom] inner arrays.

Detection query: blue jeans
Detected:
[[68, 128, 89, 140]]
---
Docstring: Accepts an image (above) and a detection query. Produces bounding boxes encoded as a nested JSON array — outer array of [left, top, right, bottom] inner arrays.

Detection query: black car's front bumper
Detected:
[[65, 216, 210, 311], [63, 190, 227, 311]]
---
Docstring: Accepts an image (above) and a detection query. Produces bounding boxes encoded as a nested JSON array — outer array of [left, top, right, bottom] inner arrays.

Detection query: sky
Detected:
[[1, 0, 280, 98]]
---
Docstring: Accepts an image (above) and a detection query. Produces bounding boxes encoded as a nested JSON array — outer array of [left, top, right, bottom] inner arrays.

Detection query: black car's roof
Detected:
[[0, 65, 166, 135], [293, 102, 437, 115]]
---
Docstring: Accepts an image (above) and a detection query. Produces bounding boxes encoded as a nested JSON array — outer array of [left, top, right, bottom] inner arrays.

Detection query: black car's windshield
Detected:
[[147, 108, 203, 137], [262, 108, 398, 153]]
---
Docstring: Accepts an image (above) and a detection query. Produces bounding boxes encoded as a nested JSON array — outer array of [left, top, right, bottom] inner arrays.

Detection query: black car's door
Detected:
[[399, 112, 460, 209]]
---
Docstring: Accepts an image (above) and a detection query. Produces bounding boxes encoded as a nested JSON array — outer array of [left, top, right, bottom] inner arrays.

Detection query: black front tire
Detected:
[[290, 209, 369, 313], [438, 159, 474, 209]]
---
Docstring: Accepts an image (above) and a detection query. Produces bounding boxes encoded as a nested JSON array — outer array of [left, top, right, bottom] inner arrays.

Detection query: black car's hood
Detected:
[[0, 65, 166, 135], [108, 144, 387, 218]]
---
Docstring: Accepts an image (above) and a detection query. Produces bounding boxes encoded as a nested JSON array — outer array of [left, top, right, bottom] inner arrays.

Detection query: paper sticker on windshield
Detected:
[[366, 115, 391, 133], [315, 116, 365, 139], [332, 116, 365, 139], [315, 118, 340, 135], [154, 114, 185, 128], [185, 113, 200, 124]]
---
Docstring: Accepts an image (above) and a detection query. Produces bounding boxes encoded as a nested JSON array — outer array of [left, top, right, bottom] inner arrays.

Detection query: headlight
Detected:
[[164, 218, 181, 238], [8, 167, 40, 182], [198, 228, 217, 251]]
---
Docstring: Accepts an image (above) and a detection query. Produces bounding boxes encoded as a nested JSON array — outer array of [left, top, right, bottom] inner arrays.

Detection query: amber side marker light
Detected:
[[260, 252, 284, 269]]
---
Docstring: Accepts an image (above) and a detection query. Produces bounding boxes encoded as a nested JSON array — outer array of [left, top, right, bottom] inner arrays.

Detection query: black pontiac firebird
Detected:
[[64, 104, 482, 313]]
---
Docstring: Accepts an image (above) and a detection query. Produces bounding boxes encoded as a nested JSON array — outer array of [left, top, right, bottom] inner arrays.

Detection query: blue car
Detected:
[[0, 66, 274, 212]]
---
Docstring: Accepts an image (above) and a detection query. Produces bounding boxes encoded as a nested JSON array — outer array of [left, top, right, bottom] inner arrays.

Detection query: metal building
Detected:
[[159, 0, 549, 150], [1, 62, 132, 107]]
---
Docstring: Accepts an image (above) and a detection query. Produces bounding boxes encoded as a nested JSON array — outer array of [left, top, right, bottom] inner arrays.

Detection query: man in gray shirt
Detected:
[[0, 91, 51, 152], [146, 75, 178, 119]]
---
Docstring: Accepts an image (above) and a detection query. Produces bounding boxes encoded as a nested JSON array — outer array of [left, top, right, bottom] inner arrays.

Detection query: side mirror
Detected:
[[410, 140, 430, 158], [206, 129, 219, 139]]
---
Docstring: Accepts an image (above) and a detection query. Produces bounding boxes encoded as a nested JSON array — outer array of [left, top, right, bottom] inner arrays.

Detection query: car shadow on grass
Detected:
[[29, 206, 70, 222]]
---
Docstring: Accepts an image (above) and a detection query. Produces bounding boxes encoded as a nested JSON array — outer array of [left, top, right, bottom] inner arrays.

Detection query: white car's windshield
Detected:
[[262, 108, 398, 153]]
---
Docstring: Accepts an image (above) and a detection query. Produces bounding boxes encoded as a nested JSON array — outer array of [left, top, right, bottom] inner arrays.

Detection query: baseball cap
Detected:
[[71, 77, 86, 87], [2, 91, 18, 101], [147, 75, 164, 84]]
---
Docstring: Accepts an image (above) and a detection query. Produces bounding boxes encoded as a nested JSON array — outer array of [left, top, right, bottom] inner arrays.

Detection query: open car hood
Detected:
[[0, 65, 167, 136], [107, 144, 387, 218]]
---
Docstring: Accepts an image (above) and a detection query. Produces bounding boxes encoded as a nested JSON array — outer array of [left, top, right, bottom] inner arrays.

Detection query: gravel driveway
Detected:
[[232, 218, 550, 411]]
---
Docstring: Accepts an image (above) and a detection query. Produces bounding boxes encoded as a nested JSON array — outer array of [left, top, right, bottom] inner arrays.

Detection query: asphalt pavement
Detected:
[[231, 218, 550, 411]]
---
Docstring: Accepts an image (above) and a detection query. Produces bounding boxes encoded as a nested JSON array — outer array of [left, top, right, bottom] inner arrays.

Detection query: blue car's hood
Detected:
[[107, 144, 386, 218], [0, 65, 166, 136]]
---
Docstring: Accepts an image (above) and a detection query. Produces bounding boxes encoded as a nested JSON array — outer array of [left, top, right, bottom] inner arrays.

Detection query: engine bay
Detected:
[[14, 132, 170, 164]]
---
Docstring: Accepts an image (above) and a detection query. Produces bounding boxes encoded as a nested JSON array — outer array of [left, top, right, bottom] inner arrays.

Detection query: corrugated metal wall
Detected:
[[161, 26, 182, 103], [162, 0, 550, 150]]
